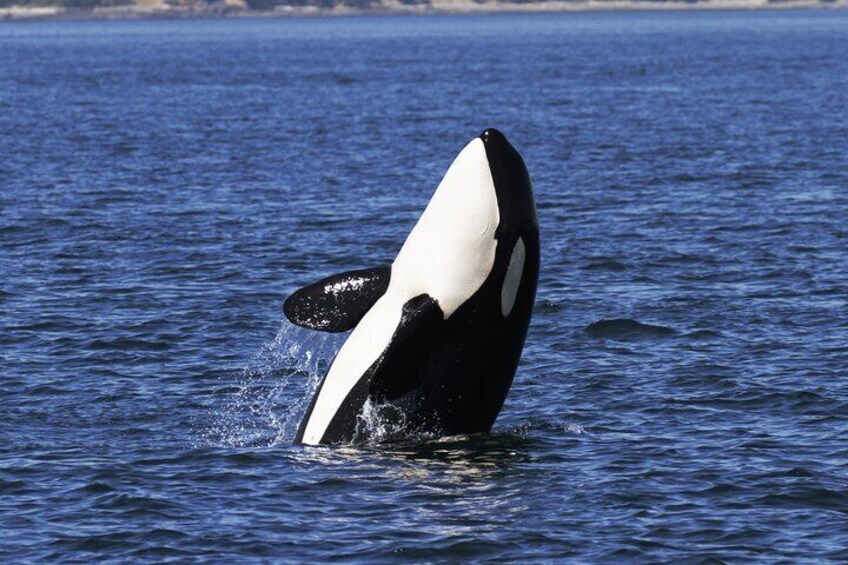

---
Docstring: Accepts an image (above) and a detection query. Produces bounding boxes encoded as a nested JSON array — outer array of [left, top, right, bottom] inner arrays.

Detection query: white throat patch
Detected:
[[391, 137, 500, 318], [299, 138, 500, 445]]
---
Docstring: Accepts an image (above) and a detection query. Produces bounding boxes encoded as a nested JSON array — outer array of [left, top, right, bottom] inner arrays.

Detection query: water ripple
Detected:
[[2, 11, 848, 564]]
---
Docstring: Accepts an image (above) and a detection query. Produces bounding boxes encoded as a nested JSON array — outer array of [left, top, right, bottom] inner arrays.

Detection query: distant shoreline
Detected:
[[2, 0, 847, 22]]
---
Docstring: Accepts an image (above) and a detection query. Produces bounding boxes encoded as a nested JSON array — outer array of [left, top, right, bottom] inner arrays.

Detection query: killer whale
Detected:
[[284, 129, 539, 445]]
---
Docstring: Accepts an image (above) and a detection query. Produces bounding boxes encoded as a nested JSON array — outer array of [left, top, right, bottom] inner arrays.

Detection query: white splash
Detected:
[[205, 321, 345, 448], [353, 397, 410, 444]]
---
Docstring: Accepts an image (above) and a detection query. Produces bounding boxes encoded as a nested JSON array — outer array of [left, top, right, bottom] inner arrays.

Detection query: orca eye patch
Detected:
[[501, 237, 526, 317]]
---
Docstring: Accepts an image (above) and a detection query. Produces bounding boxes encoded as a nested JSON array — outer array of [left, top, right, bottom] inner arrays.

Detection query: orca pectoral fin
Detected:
[[283, 267, 391, 333], [369, 294, 444, 401]]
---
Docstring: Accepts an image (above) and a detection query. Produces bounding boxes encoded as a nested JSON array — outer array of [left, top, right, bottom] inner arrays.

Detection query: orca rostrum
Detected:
[[284, 129, 539, 446]]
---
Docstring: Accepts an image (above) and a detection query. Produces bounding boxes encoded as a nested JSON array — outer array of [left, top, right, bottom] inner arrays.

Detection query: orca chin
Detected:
[[285, 128, 539, 446]]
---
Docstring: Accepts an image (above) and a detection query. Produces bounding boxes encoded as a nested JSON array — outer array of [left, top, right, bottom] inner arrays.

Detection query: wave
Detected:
[[584, 318, 676, 339], [203, 321, 344, 448]]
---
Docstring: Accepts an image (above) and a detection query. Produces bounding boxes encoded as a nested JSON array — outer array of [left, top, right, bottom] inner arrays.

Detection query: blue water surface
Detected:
[[2, 11, 848, 563]]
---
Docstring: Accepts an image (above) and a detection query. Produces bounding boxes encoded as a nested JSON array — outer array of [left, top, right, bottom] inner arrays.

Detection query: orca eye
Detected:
[[501, 237, 526, 317]]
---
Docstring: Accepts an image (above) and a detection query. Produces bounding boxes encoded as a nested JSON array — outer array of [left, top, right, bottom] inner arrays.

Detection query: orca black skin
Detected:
[[287, 129, 539, 445]]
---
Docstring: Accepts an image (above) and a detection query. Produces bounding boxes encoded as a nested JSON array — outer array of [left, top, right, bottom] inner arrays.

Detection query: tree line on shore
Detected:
[[4, 0, 414, 8], [1, 0, 835, 10]]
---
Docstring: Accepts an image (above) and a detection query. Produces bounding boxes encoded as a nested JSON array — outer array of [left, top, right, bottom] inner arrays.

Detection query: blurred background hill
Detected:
[[2, 0, 845, 19]]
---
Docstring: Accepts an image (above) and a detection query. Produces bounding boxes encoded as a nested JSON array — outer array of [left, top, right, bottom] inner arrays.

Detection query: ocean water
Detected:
[[2, 11, 848, 563]]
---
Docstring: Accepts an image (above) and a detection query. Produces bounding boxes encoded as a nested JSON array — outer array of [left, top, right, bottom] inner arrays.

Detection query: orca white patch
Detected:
[[501, 237, 526, 317], [299, 138, 500, 445], [392, 137, 500, 319]]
